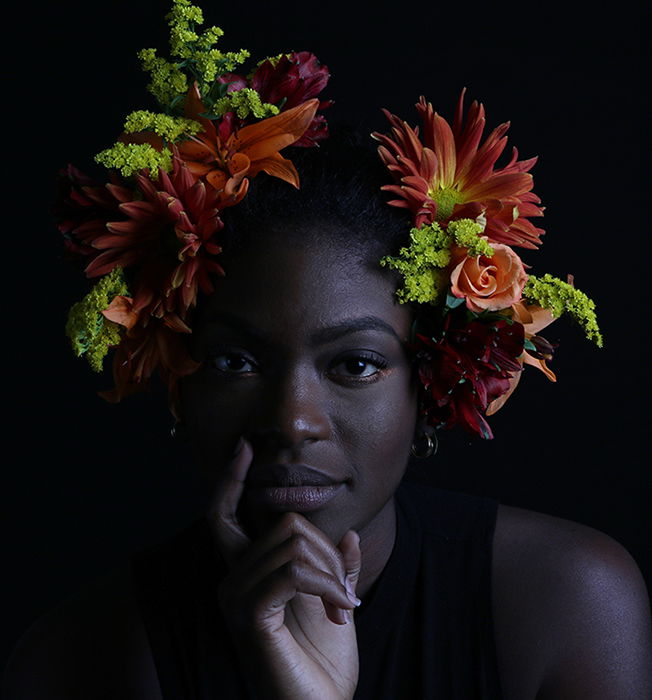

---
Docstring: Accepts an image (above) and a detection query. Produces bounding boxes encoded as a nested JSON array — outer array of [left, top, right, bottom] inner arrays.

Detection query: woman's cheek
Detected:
[[180, 374, 251, 471], [335, 369, 416, 463]]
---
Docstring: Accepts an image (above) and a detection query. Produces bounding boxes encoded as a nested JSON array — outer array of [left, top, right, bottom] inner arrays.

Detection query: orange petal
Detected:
[[178, 137, 217, 161], [228, 152, 251, 177], [523, 352, 557, 382], [432, 113, 457, 188], [184, 161, 215, 177], [234, 99, 319, 162], [517, 304, 556, 335], [206, 169, 228, 191], [102, 295, 139, 330], [464, 172, 533, 201], [247, 152, 301, 187]]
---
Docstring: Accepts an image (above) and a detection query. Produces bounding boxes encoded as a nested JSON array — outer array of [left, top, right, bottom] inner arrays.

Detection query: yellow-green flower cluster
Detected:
[[523, 273, 603, 347], [193, 47, 250, 95], [248, 53, 291, 79], [65, 268, 130, 372], [138, 47, 189, 106], [380, 219, 492, 305], [213, 88, 279, 119], [124, 110, 203, 141], [448, 219, 494, 256], [145, 0, 250, 101], [166, 0, 204, 57], [95, 142, 173, 178]]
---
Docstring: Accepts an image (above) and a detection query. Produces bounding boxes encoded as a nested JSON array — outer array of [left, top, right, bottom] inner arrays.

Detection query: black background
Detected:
[[4, 0, 650, 668]]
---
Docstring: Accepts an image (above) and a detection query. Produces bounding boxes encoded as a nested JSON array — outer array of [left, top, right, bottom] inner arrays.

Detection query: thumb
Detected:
[[339, 529, 362, 599]]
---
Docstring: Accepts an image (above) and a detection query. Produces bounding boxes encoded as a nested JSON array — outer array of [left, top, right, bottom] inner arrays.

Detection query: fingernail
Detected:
[[343, 608, 353, 624], [345, 575, 361, 606]]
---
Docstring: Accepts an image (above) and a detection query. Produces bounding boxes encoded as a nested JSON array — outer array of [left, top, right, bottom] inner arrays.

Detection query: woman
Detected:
[[6, 134, 652, 700], [4, 2, 651, 697]]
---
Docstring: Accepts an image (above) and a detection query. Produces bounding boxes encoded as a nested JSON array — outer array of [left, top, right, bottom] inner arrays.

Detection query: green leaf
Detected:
[[524, 338, 537, 352], [445, 293, 465, 309]]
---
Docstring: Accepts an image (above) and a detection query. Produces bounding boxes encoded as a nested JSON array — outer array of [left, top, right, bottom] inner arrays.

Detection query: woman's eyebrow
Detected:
[[202, 313, 402, 345], [309, 316, 402, 345]]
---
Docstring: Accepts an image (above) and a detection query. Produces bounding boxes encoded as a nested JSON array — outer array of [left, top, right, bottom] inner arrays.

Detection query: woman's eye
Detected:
[[330, 354, 387, 379], [210, 352, 257, 373]]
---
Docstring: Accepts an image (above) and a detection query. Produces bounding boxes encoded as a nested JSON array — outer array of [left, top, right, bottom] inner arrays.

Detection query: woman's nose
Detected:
[[248, 369, 331, 450]]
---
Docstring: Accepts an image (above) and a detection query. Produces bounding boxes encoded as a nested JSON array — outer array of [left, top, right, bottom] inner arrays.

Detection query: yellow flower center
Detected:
[[429, 186, 465, 221]]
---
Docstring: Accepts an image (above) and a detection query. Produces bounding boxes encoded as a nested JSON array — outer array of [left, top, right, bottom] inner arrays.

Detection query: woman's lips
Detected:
[[243, 464, 347, 512], [245, 483, 345, 512]]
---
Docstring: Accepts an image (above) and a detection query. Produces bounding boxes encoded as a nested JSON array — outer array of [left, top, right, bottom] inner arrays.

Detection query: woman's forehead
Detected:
[[197, 240, 412, 342]]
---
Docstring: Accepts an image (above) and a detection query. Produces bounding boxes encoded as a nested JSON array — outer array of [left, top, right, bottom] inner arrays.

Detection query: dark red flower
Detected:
[[53, 164, 132, 259], [251, 51, 333, 146], [67, 154, 225, 329], [416, 313, 525, 438]]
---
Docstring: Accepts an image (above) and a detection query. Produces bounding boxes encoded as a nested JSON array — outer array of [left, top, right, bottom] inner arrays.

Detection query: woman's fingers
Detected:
[[233, 530, 340, 588], [338, 530, 362, 602], [230, 512, 347, 584], [207, 438, 254, 565], [245, 560, 359, 631], [217, 511, 362, 628]]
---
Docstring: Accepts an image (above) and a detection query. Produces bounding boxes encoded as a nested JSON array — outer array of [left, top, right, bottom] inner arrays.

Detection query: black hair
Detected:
[[219, 125, 413, 265]]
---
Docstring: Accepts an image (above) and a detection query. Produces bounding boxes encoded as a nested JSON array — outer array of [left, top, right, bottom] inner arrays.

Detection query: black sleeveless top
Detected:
[[130, 479, 503, 699]]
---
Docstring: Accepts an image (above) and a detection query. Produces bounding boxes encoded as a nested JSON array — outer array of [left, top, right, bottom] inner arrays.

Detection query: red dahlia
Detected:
[[63, 154, 226, 330]]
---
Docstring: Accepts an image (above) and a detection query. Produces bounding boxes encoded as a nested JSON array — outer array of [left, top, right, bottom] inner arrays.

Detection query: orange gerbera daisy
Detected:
[[176, 84, 319, 205], [372, 90, 545, 249]]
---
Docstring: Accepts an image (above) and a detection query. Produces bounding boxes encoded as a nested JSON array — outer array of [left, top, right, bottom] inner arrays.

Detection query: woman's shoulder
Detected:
[[2, 565, 163, 700], [492, 504, 652, 699]]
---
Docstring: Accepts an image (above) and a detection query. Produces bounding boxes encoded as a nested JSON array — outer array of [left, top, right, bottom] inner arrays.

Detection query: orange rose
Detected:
[[449, 242, 527, 313]]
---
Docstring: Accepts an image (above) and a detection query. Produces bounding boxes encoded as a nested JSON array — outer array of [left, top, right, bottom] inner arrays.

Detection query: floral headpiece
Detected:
[[56, 0, 601, 439], [56, 0, 332, 411], [372, 93, 602, 438]]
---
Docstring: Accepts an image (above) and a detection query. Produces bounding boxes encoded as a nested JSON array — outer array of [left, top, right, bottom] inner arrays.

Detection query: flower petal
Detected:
[[234, 99, 319, 161], [248, 152, 301, 187]]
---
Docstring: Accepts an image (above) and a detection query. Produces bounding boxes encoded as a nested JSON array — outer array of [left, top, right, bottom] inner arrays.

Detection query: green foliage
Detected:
[[523, 273, 603, 347], [380, 219, 491, 305], [94, 142, 173, 177], [65, 268, 130, 372]]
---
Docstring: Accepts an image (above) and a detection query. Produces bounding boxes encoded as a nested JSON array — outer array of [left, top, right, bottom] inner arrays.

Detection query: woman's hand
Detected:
[[208, 439, 362, 700]]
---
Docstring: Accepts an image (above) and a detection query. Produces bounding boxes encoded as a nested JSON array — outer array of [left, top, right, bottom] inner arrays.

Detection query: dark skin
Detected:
[[4, 236, 652, 699], [178, 239, 418, 698]]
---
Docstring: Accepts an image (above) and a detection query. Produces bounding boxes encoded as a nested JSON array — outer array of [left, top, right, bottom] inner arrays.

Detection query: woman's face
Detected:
[[180, 235, 418, 545]]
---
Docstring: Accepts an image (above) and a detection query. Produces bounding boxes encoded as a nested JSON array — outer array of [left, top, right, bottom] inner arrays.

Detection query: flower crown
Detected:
[[55, 0, 601, 439]]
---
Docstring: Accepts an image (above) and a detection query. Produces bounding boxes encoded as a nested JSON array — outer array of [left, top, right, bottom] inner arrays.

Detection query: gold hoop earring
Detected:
[[411, 428, 438, 459]]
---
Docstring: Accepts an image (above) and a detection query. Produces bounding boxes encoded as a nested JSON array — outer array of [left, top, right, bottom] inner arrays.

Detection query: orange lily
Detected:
[[486, 301, 556, 415], [178, 83, 319, 206]]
